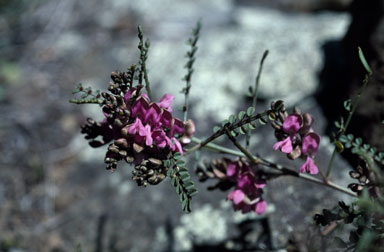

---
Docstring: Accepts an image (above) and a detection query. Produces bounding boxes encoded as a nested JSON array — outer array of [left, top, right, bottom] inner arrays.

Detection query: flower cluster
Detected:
[[222, 159, 267, 215], [272, 112, 321, 174], [81, 74, 187, 186]]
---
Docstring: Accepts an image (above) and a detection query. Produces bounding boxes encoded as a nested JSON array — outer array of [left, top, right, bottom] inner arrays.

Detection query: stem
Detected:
[[190, 136, 356, 197], [252, 50, 269, 109], [246, 50, 269, 147], [185, 110, 269, 154], [326, 48, 372, 177], [69, 99, 103, 105]]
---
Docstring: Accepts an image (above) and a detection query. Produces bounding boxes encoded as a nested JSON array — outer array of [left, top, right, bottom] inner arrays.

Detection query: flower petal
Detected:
[[273, 137, 293, 154], [227, 163, 237, 177], [255, 200, 267, 215], [302, 132, 321, 155], [158, 94, 174, 112], [300, 156, 318, 174], [228, 189, 245, 205], [282, 114, 302, 135]]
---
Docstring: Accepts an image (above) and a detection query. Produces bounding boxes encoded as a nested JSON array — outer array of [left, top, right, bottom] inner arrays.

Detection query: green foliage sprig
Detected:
[[182, 20, 201, 122], [212, 103, 281, 137], [339, 134, 384, 166], [164, 152, 198, 213], [70, 83, 104, 105], [326, 47, 373, 177], [137, 25, 151, 99]]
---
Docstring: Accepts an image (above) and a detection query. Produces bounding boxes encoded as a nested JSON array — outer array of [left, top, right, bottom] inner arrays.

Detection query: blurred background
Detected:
[[0, 0, 383, 251]]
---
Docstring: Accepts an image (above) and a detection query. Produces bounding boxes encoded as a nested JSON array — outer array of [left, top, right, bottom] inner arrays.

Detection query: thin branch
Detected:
[[185, 110, 269, 154], [191, 135, 356, 198], [246, 50, 269, 147]]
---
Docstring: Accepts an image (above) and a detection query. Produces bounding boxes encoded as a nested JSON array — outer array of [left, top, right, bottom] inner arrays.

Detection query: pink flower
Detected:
[[228, 189, 245, 204], [273, 136, 293, 153], [128, 118, 145, 135], [227, 163, 237, 177], [300, 156, 318, 174], [273, 112, 321, 175], [157, 93, 174, 112], [282, 114, 302, 135], [224, 161, 267, 215], [255, 200, 267, 215], [301, 132, 320, 155]]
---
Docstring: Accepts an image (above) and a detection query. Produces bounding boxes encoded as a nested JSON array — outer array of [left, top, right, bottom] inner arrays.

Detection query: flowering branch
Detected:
[[186, 112, 267, 154], [192, 134, 357, 198]]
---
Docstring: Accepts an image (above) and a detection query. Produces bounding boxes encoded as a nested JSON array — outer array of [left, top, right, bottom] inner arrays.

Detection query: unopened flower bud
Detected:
[[287, 145, 302, 160]]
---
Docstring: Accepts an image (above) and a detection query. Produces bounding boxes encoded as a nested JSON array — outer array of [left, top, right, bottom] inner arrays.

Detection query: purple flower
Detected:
[[301, 132, 320, 156], [225, 160, 267, 215], [282, 114, 302, 135], [157, 93, 174, 112], [273, 112, 321, 175], [273, 136, 293, 153], [255, 200, 267, 215], [83, 86, 186, 175], [228, 189, 245, 205], [300, 156, 318, 174]]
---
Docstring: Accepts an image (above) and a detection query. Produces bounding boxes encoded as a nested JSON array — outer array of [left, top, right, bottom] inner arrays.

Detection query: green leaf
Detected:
[[189, 188, 198, 197], [171, 177, 177, 187], [247, 107, 255, 116], [358, 47, 372, 74], [258, 117, 267, 125], [167, 168, 173, 177], [178, 166, 188, 172], [185, 183, 195, 191], [173, 152, 182, 160], [182, 198, 188, 211], [239, 127, 247, 135], [179, 192, 185, 202], [228, 114, 236, 123], [221, 120, 230, 127], [344, 99, 351, 111], [176, 160, 186, 167], [369, 147, 376, 154], [347, 134, 354, 141], [354, 137, 362, 145], [179, 171, 190, 180], [339, 135, 348, 143], [213, 126, 221, 133], [176, 185, 181, 194], [248, 122, 257, 130], [164, 159, 170, 167], [238, 111, 246, 120]]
